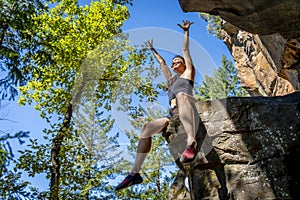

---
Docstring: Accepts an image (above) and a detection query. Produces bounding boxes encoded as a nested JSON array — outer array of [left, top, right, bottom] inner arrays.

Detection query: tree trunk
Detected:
[[50, 104, 73, 200]]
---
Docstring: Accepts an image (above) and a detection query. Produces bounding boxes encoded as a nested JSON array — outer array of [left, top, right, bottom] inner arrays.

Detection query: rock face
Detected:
[[178, 0, 300, 39], [170, 1, 300, 199], [166, 92, 300, 199], [221, 25, 300, 96], [178, 0, 300, 96]]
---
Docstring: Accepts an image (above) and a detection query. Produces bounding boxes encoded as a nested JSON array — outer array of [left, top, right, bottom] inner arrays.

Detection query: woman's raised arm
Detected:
[[177, 20, 195, 79], [148, 39, 173, 81]]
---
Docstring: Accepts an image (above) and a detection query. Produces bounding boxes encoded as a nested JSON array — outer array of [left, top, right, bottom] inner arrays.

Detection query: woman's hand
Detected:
[[177, 20, 194, 31], [147, 38, 154, 49]]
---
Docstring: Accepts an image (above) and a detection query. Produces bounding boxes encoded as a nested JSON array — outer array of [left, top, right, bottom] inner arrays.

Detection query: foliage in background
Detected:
[[115, 103, 176, 200], [199, 12, 248, 99], [0, 0, 46, 198], [196, 55, 248, 100], [13, 0, 162, 198], [199, 13, 223, 39], [0, 130, 34, 200], [0, 0, 44, 100]]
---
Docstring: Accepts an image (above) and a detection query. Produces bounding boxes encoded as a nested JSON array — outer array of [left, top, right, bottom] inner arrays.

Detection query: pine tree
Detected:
[[196, 55, 248, 100]]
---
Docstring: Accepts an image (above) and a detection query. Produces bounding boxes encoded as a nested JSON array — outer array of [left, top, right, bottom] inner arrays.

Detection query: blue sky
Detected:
[[123, 0, 230, 66], [1, 0, 231, 192]]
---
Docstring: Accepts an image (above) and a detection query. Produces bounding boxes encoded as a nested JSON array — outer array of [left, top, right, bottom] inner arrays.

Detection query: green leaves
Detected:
[[0, 0, 44, 100], [196, 55, 248, 100], [0, 130, 32, 199], [199, 13, 223, 39], [18, 0, 132, 120], [15, 0, 162, 198]]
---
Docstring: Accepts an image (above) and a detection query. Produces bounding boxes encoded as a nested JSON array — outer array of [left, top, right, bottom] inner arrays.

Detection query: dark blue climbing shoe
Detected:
[[115, 173, 143, 191]]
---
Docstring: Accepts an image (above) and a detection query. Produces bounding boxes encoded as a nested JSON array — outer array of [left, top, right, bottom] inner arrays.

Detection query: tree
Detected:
[[17, 0, 159, 198], [0, 0, 44, 100], [0, 128, 34, 200], [199, 13, 223, 39], [60, 102, 123, 199], [0, 1, 47, 198], [196, 55, 248, 100]]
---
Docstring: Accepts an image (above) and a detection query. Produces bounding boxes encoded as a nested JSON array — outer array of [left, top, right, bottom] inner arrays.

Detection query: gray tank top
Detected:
[[167, 76, 194, 103]]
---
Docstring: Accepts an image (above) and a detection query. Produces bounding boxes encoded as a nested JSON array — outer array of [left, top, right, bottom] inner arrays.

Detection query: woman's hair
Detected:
[[172, 55, 185, 63]]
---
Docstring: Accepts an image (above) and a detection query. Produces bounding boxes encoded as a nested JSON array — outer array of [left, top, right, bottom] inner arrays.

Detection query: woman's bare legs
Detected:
[[130, 117, 169, 174], [176, 92, 196, 145]]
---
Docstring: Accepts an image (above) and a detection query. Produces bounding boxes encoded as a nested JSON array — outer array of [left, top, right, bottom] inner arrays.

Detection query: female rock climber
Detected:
[[116, 20, 198, 191]]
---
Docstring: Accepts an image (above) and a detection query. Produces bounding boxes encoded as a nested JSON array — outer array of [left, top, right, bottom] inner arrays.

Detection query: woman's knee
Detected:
[[141, 123, 149, 137], [140, 123, 151, 138], [140, 119, 168, 138]]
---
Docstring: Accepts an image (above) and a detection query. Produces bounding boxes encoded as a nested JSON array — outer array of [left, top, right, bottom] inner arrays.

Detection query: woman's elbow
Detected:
[[159, 59, 166, 65], [182, 48, 189, 53]]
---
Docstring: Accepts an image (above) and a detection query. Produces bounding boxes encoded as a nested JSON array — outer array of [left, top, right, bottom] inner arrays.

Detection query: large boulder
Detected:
[[167, 92, 300, 199], [178, 0, 300, 39]]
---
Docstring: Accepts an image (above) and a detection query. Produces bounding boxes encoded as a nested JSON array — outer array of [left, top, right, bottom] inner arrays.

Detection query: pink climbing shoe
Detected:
[[180, 141, 197, 163]]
